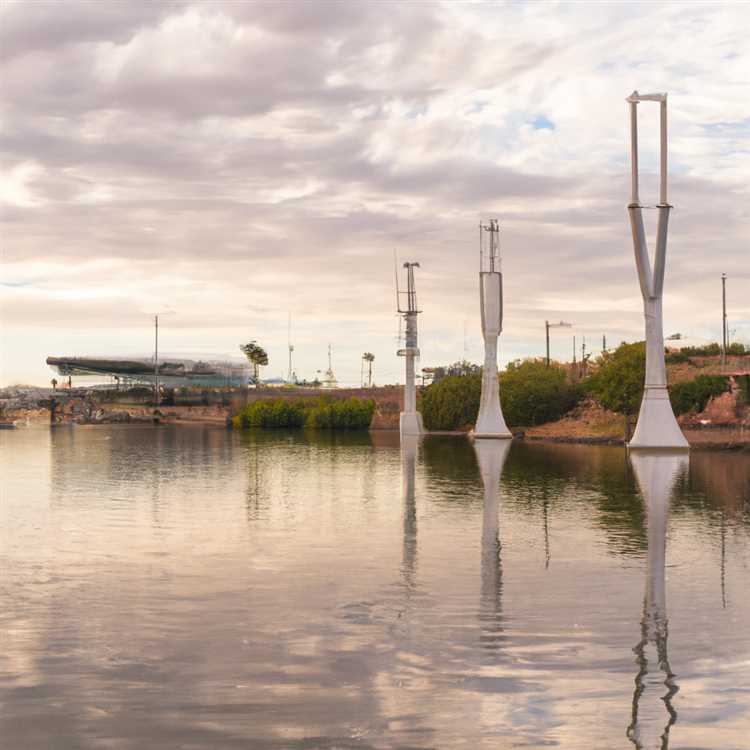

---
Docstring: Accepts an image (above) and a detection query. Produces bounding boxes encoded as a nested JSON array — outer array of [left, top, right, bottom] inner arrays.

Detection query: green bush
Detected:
[[669, 376, 730, 415], [419, 360, 581, 431], [500, 359, 582, 426], [420, 373, 482, 431], [232, 397, 374, 430], [727, 342, 748, 355], [585, 342, 645, 415]]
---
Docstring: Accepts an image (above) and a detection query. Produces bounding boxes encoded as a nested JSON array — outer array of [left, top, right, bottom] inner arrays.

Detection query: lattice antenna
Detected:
[[479, 218, 501, 273]]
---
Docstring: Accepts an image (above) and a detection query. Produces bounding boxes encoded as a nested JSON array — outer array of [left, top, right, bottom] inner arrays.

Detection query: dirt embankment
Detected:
[[524, 397, 750, 450]]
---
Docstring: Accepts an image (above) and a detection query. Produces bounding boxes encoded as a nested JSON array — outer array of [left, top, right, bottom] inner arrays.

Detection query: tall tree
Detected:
[[363, 352, 375, 387], [239, 341, 269, 386]]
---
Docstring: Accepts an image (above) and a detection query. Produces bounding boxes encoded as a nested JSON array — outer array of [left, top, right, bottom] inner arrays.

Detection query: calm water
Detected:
[[1, 426, 749, 750]]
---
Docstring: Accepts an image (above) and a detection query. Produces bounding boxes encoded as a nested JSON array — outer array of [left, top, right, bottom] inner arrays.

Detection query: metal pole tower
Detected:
[[721, 273, 727, 366], [397, 262, 424, 437], [474, 219, 511, 439], [287, 312, 294, 384], [545, 320, 572, 366], [154, 315, 159, 406], [626, 90, 688, 450]]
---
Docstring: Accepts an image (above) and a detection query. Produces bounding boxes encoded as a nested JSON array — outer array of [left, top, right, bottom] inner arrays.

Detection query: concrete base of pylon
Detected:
[[400, 412, 424, 438], [628, 385, 689, 450]]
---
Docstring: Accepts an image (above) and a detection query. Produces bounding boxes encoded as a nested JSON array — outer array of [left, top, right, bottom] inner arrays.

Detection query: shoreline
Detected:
[[5, 413, 748, 451]]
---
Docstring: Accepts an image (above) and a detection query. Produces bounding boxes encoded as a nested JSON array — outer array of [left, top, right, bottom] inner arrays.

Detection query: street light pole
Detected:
[[154, 314, 159, 406], [721, 273, 727, 366], [545, 320, 572, 366]]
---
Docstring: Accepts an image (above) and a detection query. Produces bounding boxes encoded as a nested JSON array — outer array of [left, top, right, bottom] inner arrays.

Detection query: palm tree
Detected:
[[363, 352, 375, 388], [51, 378, 58, 390], [239, 341, 269, 386]]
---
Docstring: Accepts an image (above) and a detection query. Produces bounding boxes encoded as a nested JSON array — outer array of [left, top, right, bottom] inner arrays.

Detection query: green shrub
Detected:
[[500, 359, 582, 426], [727, 342, 748, 356], [585, 342, 645, 415], [232, 397, 374, 430], [420, 360, 581, 431], [669, 375, 730, 415], [420, 373, 482, 431]]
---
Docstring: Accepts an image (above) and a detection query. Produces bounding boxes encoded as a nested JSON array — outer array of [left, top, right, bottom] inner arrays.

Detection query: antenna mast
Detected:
[[474, 219, 511, 439], [397, 261, 424, 437]]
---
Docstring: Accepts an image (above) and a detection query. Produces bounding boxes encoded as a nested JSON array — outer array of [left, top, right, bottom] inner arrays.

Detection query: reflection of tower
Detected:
[[401, 435, 419, 591], [626, 91, 688, 450], [474, 220, 512, 439], [474, 439, 512, 652], [627, 451, 688, 749], [397, 262, 424, 437]]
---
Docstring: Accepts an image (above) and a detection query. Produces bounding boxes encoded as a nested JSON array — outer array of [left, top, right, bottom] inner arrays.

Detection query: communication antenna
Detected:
[[321, 343, 338, 389], [474, 219, 511, 439], [626, 90, 688, 449], [287, 312, 294, 384], [396, 260, 424, 437]]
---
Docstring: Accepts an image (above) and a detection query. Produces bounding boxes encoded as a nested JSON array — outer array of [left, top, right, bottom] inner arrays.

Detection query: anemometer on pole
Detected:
[[396, 260, 424, 437], [626, 91, 688, 449], [473, 219, 512, 439]]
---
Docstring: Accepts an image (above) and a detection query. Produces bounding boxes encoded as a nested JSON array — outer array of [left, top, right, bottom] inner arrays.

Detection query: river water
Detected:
[[1, 425, 748, 749]]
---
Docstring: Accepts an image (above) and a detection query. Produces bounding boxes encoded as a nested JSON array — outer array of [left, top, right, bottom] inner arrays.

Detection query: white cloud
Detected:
[[1, 0, 748, 385]]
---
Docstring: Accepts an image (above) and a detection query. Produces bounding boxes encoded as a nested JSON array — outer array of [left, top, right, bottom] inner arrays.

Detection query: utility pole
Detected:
[[154, 314, 159, 406], [721, 273, 727, 366], [287, 312, 294, 384], [545, 320, 572, 366], [602, 334, 607, 353], [573, 335, 576, 364]]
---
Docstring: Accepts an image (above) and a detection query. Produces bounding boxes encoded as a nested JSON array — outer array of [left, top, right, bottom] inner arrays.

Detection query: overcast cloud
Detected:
[[1, 0, 748, 386]]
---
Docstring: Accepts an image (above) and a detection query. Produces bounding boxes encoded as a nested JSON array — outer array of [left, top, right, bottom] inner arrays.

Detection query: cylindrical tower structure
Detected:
[[626, 92, 688, 450], [398, 262, 424, 437], [474, 220, 512, 439]]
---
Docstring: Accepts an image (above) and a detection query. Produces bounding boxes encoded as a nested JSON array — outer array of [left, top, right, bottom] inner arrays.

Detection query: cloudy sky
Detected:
[[1, 0, 748, 386]]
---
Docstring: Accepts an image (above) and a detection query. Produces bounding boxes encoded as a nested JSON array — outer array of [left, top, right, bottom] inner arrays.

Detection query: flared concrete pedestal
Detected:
[[400, 411, 424, 438], [629, 386, 689, 451]]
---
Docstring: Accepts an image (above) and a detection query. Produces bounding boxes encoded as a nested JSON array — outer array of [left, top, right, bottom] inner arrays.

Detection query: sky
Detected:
[[1, 0, 748, 387]]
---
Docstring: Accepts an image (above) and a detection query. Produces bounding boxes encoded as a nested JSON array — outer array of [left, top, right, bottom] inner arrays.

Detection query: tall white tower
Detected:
[[474, 220, 512, 439], [397, 262, 424, 437], [626, 92, 688, 450]]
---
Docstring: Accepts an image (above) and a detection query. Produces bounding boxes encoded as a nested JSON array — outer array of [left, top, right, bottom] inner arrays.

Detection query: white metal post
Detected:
[[626, 91, 688, 450]]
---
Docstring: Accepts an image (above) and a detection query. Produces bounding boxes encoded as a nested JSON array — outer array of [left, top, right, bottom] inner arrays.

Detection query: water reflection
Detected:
[[474, 439, 512, 654], [627, 451, 689, 749], [400, 435, 419, 592]]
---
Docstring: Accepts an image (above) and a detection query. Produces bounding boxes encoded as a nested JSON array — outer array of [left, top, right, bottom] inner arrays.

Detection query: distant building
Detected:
[[46, 356, 250, 388]]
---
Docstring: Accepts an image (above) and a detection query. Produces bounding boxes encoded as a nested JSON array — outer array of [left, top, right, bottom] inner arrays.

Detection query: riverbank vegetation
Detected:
[[421, 341, 739, 431], [232, 396, 375, 430], [421, 360, 582, 431]]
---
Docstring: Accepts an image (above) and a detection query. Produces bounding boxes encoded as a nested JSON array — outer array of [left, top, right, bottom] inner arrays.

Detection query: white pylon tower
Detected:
[[628, 451, 688, 747], [626, 91, 688, 450], [474, 219, 512, 439], [397, 261, 424, 437]]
